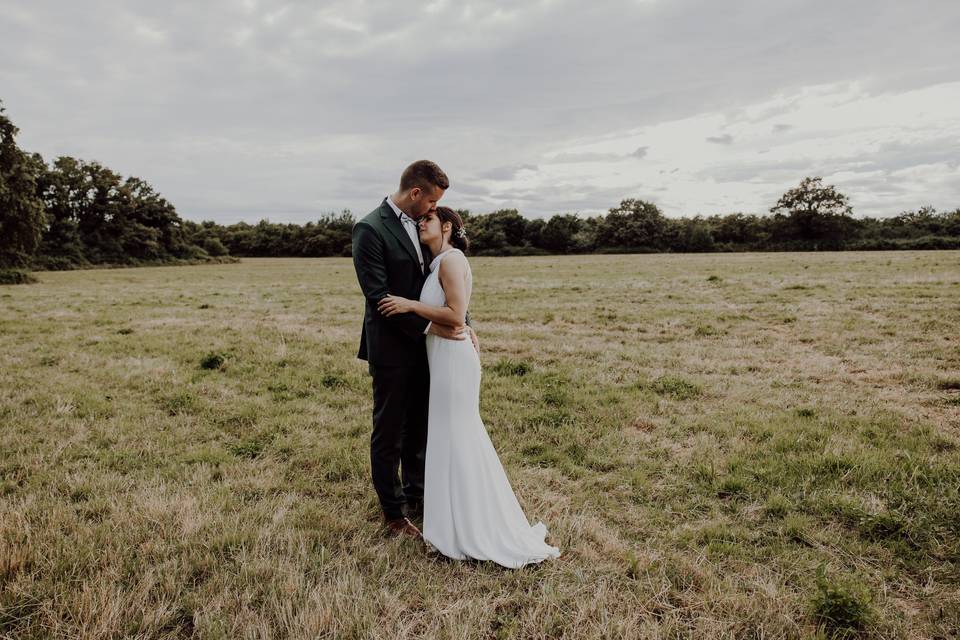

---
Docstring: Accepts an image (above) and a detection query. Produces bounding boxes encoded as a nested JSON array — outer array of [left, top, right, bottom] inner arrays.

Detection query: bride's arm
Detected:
[[378, 253, 468, 326]]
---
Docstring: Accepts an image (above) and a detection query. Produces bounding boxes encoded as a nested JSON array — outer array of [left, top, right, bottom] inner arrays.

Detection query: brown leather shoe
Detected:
[[384, 517, 422, 539]]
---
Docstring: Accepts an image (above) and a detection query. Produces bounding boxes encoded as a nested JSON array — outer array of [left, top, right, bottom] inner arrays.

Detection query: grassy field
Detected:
[[1, 251, 958, 639]]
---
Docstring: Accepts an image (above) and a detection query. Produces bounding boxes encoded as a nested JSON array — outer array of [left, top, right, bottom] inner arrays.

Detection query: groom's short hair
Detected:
[[400, 160, 449, 192]]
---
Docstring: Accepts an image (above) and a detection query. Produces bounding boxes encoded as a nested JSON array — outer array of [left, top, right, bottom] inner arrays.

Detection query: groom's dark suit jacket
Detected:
[[352, 199, 433, 367]]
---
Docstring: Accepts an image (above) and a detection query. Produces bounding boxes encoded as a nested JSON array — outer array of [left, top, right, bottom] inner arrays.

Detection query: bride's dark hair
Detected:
[[436, 206, 469, 252]]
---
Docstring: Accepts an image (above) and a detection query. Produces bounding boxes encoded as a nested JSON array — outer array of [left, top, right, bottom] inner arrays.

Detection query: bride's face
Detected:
[[418, 212, 449, 244]]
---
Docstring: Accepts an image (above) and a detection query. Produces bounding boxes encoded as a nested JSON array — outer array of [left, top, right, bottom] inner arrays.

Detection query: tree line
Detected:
[[1, 101, 230, 282], [3, 100, 958, 283], [187, 180, 959, 259]]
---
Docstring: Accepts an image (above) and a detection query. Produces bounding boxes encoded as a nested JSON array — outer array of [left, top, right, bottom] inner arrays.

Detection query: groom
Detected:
[[351, 160, 477, 538]]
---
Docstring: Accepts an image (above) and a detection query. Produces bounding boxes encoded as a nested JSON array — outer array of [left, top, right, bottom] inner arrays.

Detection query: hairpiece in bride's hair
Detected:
[[436, 206, 469, 252]]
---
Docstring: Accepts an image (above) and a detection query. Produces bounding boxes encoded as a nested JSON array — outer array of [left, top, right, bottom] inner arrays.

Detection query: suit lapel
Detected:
[[379, 200, 422, 269]]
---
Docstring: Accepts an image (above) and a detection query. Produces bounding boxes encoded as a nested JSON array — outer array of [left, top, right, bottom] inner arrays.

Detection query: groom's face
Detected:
[[408, 185, 445, 219]]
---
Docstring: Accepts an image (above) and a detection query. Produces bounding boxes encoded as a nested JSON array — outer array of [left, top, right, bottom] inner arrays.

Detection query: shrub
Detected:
[[763, 493, 792, 518], [694, 324, 720, 337], [229, 433, 273, 459], [32, 255, 85, 270], [811, 569, 873, 637], [491, 359, 531, 377], [716, 477, 748, 499], [0, 268, 37, 285], [651, 375, 702, 400], [858, 511, 906, 542], [200, 351, 229, 370], [321, 373, 348, 389], [161, 391, 197, 416]]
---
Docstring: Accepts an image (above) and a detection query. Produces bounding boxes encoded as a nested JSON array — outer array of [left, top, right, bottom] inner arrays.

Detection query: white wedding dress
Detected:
[[421, 248, 560, 568]]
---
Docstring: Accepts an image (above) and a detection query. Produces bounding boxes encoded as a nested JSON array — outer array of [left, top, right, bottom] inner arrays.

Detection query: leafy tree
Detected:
[[672, 216, 715, 252], [462, 210, 518, 254], [183, 220, 229, 256], [942, 208, 960, 237], [571, 215, 601, 253], [486, 209, 527, 243], [1, 101, 213, 270], [706, 213, 770, 249], [35, 155, 88, 267], [33, 155, 209, 267], [884, 205, 956, 238], [770, 177, 857, 248], [0, 102, 45, 268], [302, 211, 354, 256], [523, 218, 545, 249], [201, 235, 229, 256], [597, 199, 670, 250], [120, 176, 194, 259], [541, 214, 582, 253], [466, 218, 506, 254]]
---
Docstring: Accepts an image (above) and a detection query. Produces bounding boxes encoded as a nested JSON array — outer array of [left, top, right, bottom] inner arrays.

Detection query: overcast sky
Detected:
[[3, 0, 959, 223]]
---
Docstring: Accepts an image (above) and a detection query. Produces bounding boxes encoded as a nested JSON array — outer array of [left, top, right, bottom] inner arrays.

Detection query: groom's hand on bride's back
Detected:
[[429, 323, 468, 341]]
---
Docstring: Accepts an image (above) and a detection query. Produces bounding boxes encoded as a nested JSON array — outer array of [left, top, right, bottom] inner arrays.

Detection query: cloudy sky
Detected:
[[3, 0, 959, 223]]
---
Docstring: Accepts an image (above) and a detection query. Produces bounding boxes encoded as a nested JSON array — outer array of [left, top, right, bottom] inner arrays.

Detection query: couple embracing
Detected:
[[351, 160, 560, 569]]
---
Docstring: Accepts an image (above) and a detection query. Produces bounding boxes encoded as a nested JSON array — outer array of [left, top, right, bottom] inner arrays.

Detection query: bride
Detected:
[[377, 206, 560, 569]]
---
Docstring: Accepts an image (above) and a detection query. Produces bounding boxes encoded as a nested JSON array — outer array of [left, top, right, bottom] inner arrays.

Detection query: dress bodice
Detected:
[[419, 248, 471, 308]]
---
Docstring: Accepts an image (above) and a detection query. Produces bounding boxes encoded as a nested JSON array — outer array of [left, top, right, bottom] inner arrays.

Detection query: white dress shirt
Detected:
[[386, 196, 424, 271], [385, 196, 431, 335]]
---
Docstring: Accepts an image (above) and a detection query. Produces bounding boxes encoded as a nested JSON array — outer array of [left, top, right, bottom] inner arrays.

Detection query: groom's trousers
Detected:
[[368, 358, 430, 520]]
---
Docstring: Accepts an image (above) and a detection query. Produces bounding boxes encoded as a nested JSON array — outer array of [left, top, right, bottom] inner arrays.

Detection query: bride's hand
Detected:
[[378, 295, 414, 316]]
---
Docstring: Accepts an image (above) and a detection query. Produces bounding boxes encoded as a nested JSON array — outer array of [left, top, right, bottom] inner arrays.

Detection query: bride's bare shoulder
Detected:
[[438, 249, 469, 277]]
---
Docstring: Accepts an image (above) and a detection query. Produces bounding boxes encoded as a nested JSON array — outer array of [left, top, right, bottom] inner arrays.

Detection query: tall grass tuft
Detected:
[[651, 375, 702, 399], [200, 351, 229, 370], [491, 358, 531, 377], [811, 569, 874, 638]]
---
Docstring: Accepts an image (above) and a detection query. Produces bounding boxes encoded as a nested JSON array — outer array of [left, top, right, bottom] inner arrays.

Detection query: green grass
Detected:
[[1, 252, 959, 638]]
